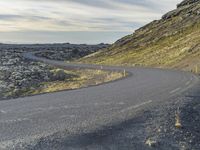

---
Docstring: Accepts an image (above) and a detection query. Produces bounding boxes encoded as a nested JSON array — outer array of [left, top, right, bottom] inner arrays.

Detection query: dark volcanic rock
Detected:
[[0, 49, 54, 99], [163, 0, 200, 19], [0, 43, 106, 100], [35, 43, 109, 61], [177, 0, 200, 8]]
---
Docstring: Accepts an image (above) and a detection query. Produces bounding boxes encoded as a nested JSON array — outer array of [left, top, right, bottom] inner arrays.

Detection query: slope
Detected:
[[79, 0, 200, 71]]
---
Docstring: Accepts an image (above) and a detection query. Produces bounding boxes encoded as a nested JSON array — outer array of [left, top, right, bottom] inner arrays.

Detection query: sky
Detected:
[[0, 0, 182, 44]]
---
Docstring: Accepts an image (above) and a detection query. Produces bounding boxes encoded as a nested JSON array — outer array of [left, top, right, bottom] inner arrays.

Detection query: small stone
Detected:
[[145, 138, 157, 147], [157, 128, 162, 133]]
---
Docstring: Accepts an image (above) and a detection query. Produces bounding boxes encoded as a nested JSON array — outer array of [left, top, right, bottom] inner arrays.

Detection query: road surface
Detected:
[[0, 52, 199, 149]]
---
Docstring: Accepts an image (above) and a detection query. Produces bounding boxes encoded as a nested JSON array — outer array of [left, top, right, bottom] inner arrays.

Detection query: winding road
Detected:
[[0, 52, 199, 149]]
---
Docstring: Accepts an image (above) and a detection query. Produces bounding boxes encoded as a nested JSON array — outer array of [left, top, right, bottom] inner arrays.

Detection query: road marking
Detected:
[[0, 118, 29, 124], [120, 100, 152, 113], [0, 110, 6, 114], [185, 81, 190, 86], [63, 105, 80, 109], [118, 102, 125, 105], [170, 87, 181, 94], [60, 115, 76, 119]]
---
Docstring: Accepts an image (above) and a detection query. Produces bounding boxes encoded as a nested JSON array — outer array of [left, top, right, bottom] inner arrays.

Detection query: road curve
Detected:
[[0, 52, 199, 149]]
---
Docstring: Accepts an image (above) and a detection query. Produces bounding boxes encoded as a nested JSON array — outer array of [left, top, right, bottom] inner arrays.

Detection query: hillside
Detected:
[[80, 0, 200, 71]]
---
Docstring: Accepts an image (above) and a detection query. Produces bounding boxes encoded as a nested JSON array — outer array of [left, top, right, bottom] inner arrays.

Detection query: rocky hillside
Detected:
[[80, 0, 200, 71]]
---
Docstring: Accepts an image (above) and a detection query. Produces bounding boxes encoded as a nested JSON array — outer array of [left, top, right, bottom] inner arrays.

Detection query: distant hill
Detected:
[[80, 0, 200, 71]]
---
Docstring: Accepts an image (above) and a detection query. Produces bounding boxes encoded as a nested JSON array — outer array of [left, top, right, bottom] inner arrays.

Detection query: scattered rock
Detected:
[[177, 0, 199, 8], [35, 43, 109, 61], [0, 43, 105, 100], [52, 69, 68, 81], [145, 138, 157, 147]]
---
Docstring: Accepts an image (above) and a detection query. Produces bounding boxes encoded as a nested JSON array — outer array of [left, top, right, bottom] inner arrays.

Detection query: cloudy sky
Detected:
[[0, 0, 182, 44]]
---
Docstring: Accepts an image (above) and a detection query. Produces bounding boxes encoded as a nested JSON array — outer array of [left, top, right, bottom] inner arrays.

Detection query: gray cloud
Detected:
[[0, 14, 22, 20], [0, 0, 182, 43], [0, 14, 51, 21]]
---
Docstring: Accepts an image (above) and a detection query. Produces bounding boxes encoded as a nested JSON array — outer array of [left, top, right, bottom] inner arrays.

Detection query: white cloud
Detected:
[[0, 0, 182, 32]]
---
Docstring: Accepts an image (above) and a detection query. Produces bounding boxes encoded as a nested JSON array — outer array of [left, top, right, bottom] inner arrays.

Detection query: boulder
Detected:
[[52, 69, 67, 81]]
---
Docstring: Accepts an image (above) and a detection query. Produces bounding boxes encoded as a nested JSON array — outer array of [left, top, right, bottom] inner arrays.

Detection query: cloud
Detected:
[[0, 0, 183, 43], [0, 30, 131, 44], [0, 0, 182, 32], [0, 14, 23, 21], [0, 14, 51, 22]]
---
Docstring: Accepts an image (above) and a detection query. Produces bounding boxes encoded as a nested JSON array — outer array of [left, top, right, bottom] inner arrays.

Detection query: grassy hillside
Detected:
[[79, 0, 200, 71]]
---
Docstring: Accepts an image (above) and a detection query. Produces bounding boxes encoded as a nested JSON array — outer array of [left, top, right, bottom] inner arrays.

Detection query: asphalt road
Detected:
[[0, 52, 199, 149]]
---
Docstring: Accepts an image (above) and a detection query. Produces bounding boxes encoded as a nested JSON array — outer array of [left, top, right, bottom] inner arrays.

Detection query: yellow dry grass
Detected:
[[29, 69, 124, 95], [79, 20, 200, 73]]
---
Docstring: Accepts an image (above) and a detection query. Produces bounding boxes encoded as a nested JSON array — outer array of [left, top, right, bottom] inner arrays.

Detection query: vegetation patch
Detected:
[[78, 2, 200, 73], [23, 68, 124, 96]]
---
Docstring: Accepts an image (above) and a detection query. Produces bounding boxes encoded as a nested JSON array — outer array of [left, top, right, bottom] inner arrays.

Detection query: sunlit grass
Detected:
[[79, 20, 200, 72], [27, 69, 124, 95]]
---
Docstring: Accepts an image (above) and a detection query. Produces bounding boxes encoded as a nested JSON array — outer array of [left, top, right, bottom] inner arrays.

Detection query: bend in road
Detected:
[[0, 52, 199, 148]]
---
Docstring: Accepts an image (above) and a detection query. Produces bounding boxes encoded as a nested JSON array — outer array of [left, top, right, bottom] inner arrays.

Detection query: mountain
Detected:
[[80, 0, 200, 71]]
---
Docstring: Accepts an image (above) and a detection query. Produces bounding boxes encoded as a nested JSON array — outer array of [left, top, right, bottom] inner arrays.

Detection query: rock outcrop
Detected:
[[177, 0, 200, 8], [0, 43, 105, 100]]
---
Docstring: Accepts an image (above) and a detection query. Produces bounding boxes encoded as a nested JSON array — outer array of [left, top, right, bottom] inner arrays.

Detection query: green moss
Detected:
[[79, 20, 200, 71]]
